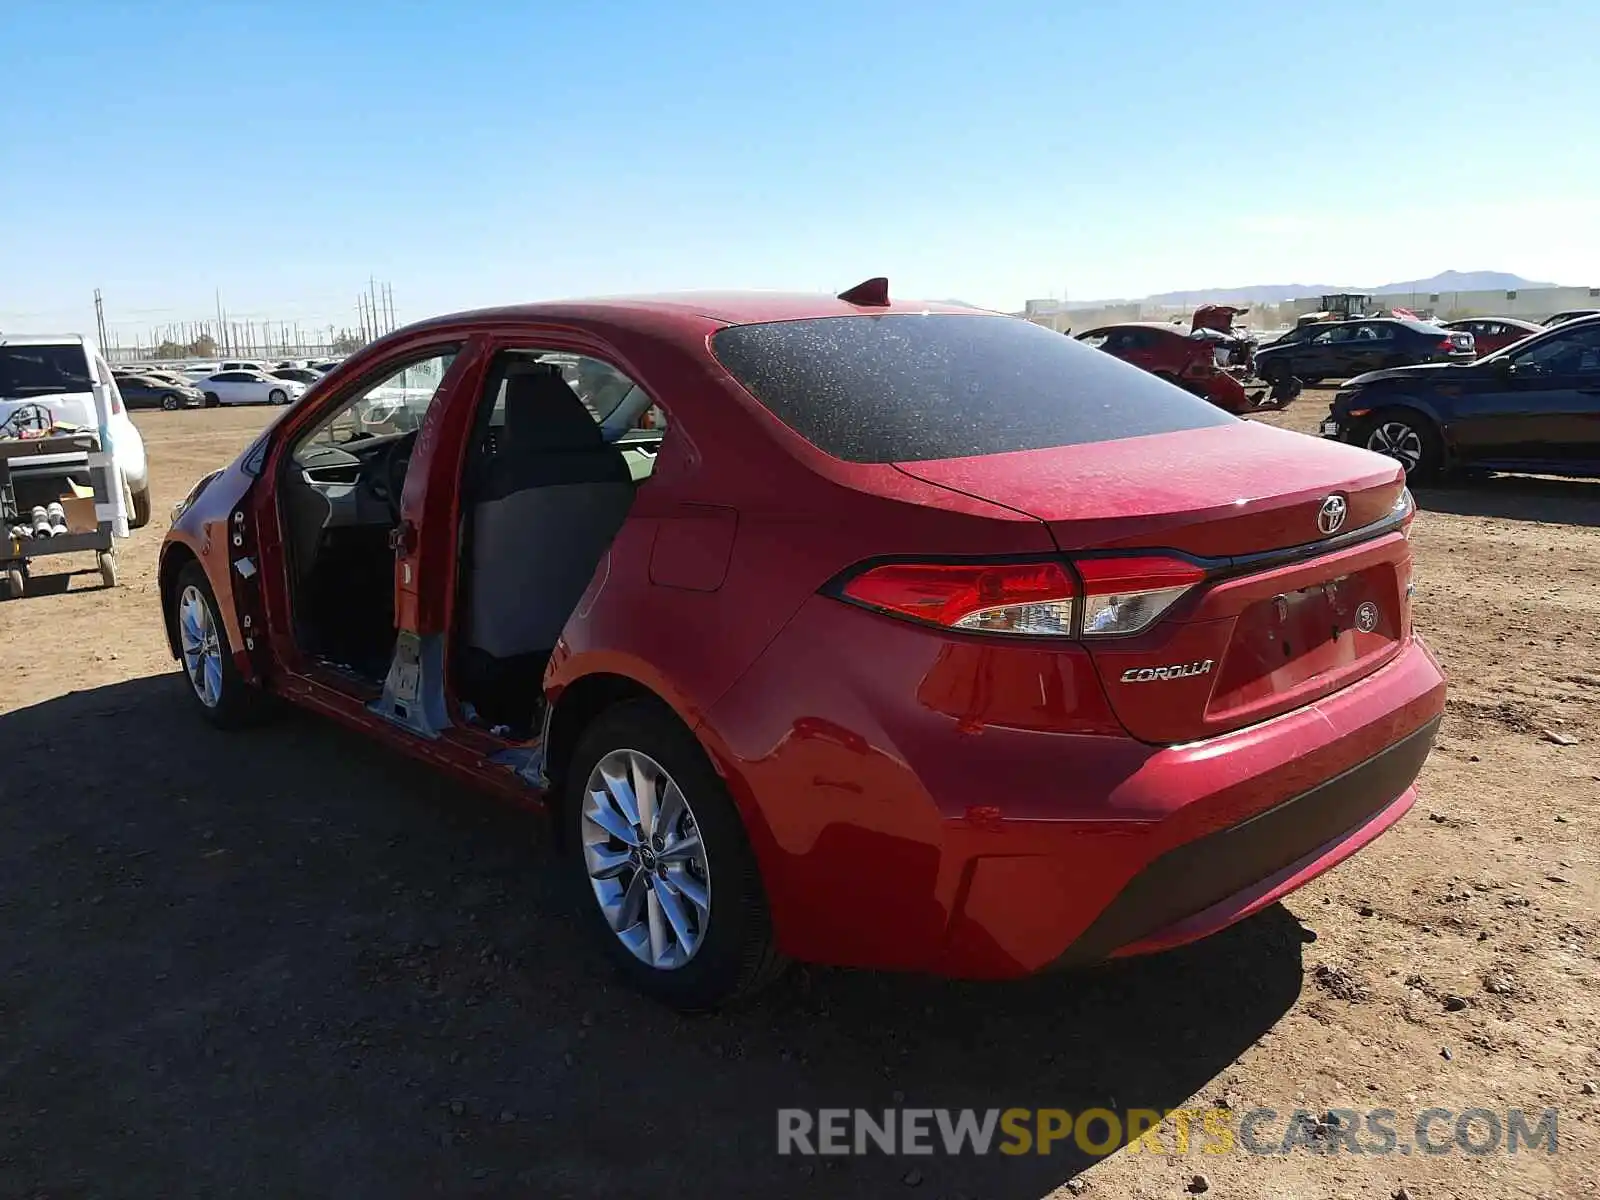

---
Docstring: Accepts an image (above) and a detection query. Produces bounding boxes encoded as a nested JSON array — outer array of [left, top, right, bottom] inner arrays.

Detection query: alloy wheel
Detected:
[[580, 748, 711, 970], [178, 584, 224, 708], [1366, 421, 1424, 473]]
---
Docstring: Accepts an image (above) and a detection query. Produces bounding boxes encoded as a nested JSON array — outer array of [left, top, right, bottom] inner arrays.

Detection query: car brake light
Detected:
[[838, 560, 1078, 636], [832, 554, 1205, 639], [1076, 555, 1206, 637], [1438, 338, 1457, 352]]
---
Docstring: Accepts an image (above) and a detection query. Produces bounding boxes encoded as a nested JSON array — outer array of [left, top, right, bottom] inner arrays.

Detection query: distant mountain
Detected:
[[1373, 270, 1556, 294], [1138, 271, 1557, 308]]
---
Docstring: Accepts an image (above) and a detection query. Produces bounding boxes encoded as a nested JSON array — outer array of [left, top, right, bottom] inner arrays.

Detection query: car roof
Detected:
[[403, 291, 991, 337], [0, 333, 88, 347], [1081, 321, 1187, 335], [1446, 316, 1542, 329]]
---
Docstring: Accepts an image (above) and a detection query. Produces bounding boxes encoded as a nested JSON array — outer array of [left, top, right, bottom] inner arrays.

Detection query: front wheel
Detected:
[[1360, 409, 1442, 480], [173, 562, 269, 728], [566, 699, 785, 1010], [268, 388, 288, 405], [160, 393, 181, 411]]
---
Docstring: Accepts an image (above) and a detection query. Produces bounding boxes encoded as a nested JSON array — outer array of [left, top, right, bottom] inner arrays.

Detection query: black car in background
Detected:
[[1544, 309, 1600, 328], [115, 374, 205, 410], [1254, 318, 1474, 386], [1321, 315, 1600, 479]]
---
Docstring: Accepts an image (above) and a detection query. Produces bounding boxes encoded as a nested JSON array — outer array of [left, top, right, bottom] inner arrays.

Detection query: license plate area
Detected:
[[1207, 567, 1399, 721]]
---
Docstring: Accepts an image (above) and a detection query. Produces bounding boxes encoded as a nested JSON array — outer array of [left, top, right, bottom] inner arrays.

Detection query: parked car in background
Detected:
[[159, 287, 1443, 1008], [219, 359, 275, 374], [1544, 309, 1600, 328], [270, 367, 322, 385], [115, 374, 205, 410], [1442, 317, 1541, 356], [0, 334, 151, 528], [192, 370, 306, 407], [309, 359, 342, 373], [1254, 318, 1474, 386], [1076, 323, 1265, 413], [144, 369, 200, 389], [1321, 314, 1600, 479]]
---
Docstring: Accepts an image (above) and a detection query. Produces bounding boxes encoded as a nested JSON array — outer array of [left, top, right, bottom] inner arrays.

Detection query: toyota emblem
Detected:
[[1317, 495, 1348, 535]]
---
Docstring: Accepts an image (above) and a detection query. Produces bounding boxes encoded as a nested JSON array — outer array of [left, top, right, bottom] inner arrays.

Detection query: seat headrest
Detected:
[[502, 367, 606, 453]]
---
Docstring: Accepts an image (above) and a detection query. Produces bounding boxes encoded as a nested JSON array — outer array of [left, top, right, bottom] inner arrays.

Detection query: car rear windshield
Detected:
[[0, 344, 93, 398], [711, 313, 1232, 464]]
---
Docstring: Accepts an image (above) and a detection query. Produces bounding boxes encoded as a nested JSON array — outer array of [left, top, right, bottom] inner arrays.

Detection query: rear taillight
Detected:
[[833, 554, 1205, 639], [1076, 555, 1207, 636], [838, 560, 1078, 636], [1394, 486, 1416, 539]]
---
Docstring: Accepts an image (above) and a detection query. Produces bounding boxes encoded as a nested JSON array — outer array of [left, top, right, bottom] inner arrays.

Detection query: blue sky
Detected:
[[2, 0, 1596, 341]]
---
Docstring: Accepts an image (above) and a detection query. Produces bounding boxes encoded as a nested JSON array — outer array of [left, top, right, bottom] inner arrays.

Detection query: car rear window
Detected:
[[711, 314, 1232, 464], [0, 344, 93, 398]]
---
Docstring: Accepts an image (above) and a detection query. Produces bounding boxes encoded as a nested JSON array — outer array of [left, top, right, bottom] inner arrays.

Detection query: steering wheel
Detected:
[[368, 435, 414, 522]]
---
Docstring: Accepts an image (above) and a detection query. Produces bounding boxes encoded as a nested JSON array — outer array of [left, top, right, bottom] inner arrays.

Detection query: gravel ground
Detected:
[[1, 398, 1596, 1198]]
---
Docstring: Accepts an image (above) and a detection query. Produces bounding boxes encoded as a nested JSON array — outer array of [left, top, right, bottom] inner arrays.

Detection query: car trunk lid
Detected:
[[895, 421, 1413, 742]]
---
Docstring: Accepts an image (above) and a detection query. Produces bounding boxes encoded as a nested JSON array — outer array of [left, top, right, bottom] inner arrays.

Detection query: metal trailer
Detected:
[[0, 430, 121, 599]]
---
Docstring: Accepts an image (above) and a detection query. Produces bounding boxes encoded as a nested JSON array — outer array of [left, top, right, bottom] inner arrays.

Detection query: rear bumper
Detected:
[[1055, 716, 1435, 966]]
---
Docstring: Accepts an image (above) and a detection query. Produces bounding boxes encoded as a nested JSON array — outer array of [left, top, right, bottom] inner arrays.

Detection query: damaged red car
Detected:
[[159, 283, 1445, 1009], [1076, 321, 1268, 413]]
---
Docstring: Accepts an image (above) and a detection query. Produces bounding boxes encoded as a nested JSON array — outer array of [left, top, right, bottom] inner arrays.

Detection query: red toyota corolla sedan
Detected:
[[158, 282, 1445, 1009]]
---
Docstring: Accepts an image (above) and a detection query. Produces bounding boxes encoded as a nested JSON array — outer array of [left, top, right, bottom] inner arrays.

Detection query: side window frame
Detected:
[[289, 344, 463, 465]]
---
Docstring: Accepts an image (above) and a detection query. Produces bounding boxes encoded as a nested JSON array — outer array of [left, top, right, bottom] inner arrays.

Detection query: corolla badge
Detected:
[[1121, 659, 1214, 683], [1317, 494, 1348, 535]]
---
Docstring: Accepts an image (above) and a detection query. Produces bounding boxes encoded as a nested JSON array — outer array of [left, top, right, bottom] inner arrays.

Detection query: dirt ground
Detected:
[[1, 395, 1597, 1199]]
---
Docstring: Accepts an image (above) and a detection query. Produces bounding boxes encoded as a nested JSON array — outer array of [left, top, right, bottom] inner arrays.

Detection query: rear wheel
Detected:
[[129, 486, 152, 530], [1360, 409, 1441, 480], [566, 699, 785, 1010], [204, 392, 220, 408]]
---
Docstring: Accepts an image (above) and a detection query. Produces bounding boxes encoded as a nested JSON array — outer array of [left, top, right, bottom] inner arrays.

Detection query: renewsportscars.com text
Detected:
[[776, 1106, 1558, 1158]]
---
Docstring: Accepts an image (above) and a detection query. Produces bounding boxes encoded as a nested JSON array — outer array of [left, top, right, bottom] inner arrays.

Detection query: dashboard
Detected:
[[293, 430, 415, 528]]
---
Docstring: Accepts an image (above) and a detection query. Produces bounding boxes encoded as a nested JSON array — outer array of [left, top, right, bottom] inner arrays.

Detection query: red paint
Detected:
[[160, 292, 1446, 981]]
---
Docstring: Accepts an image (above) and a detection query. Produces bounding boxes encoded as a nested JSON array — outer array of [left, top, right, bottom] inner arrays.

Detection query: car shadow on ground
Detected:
[[1415, 474, 1600, 527], [0, 674, 1306, 1199]]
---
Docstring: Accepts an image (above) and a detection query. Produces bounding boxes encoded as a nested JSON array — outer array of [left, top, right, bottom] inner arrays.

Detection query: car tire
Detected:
[[204, 392, 220, 408], [565, 698, 786, 1010], [172, 561, 270, 729], [1357, 408, 1442, 480], [129, 485, 153, 530], [269, 388, 288, 405], [160, 393, 181, 411]]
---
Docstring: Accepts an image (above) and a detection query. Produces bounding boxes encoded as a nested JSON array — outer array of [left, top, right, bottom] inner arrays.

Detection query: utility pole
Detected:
[[93, 288, 108, 350], [384, 282, 395, 332]]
